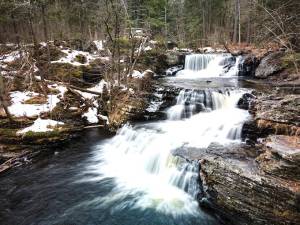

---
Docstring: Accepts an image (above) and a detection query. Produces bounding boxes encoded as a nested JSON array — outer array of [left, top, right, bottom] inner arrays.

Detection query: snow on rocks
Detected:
[[75, 80, 109, 100], [131, 70, 143, 78], [99, 115, 109, 125], [0, 51, 21, 73], [83, 107, 99, 124], [8, 85, 67, 117], [17, 118, 64, 134], [144, 46, 153, 51], [165, 65, 184, 76], [51, 49, 98, 66], [88, 79, 108, 94], [130, 69, 155, 79], [0, 51, 21, 64], [93, 40, 104, 51]]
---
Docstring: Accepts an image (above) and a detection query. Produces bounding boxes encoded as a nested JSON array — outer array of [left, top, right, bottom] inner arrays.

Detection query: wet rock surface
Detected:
[[174, 142, 300, 225], [239, 54, 259, 77], [256, 135, 300, 181], [250, 93, 300, 137]]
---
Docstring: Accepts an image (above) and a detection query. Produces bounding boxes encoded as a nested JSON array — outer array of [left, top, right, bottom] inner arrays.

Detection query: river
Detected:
[[0, 54, 251, 225]]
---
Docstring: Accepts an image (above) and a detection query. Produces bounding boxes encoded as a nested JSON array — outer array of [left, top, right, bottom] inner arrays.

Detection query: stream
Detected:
[[0, 54, 251, 225]]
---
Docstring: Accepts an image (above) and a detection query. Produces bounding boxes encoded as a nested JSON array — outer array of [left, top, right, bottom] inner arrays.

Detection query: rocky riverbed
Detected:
[[0, 42, 299, 225]]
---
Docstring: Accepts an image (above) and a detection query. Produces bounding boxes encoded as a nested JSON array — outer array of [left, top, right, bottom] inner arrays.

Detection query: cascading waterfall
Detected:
[[185, 54, 216, 71], [83, 89, 250, 216], [177, 54, 241, 78]]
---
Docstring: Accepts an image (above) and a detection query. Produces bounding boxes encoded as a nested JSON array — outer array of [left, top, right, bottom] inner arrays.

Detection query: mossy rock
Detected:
[[48, 63, 84, 85], [0, 128, 17, 137], [48, 87, 60, 95], [75, 54, 87, 64], [38, 45, 67, 62], [24, 95, 48, 104], [22, 129, 62, 139], [48, 90, 88, 123], [108, 88, 147, 130], [281, 52, 300, 73]]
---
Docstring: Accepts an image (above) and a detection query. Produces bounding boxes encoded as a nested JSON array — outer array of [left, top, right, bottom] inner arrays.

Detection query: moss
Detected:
[[38, 45, 67, 61], [0, 128, 17, 137], [75, 54, 87, 64], [22, 129, 62, 138], [281, 52, 300, 72], [48, 88, 60, 95], [48, 63, 83, 80], [24, 95, 48, 104]]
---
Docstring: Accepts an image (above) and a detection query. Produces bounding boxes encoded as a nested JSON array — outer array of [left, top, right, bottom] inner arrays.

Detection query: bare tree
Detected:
[[253, 0, 299, 72]]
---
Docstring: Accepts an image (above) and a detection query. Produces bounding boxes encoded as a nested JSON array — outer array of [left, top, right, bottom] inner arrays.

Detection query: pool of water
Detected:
[[0, 128, 221, 225]]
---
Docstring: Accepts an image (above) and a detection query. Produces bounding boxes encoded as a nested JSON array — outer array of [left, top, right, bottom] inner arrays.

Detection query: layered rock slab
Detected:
[[175, 143, 300, 225]]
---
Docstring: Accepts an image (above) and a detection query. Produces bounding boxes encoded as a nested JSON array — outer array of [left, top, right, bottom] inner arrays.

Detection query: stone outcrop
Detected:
[[250, 94, 300, 137], [175, 143, 300, 225], [239, 54, 259, 77], [256, 135, 300, 181], [200, 152, 300, 225], [107, 88, 147, 130], [255, 52, 285, 78], [237, 92, 255, 110]]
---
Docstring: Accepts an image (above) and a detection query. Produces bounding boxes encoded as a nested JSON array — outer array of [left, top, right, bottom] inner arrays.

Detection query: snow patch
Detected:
[[88, 80, 108, 93], [99, 115, 109, 125], [51, 49, 98, 66], [8, 85, 67, 117], [93, 40, 104, 51], [130, 69, 154, 79], [131, 70, 143, 78], [17, 118, 64, 134], [83, 107, 99, 124], [144, 46, 152, 51]]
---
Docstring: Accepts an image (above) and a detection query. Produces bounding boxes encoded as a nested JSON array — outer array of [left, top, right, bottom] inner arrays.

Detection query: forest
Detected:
[[0, 0, 299, 48], [0, 1, 299, 225]]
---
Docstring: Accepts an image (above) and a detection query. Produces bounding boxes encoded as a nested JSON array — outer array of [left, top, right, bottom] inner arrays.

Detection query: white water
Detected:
[[83, 89, 250, 217], [177, 54, 242, 78]]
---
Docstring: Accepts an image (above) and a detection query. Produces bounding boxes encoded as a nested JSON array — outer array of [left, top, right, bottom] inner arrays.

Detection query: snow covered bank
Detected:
[[17, 118, 64, 134], [8, 85, 67, 117]]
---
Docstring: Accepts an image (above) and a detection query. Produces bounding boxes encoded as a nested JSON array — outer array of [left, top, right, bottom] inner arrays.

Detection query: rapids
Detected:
[[81, 89, 250, 216], [0, 55, 251, 225]]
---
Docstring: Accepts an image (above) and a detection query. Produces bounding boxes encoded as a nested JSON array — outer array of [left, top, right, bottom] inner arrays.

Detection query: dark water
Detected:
[[0, 129, 221, 225]]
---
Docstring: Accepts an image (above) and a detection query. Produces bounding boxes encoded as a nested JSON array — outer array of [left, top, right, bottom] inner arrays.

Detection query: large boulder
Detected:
[[255, 52, 285, 78], [239, 54, 259, 77], [200, 152, 300, 225], [256, 135, 300, 181], [237, 92, 255, 110], [175, 143, 300, 225], [250, 94, 300, 137]]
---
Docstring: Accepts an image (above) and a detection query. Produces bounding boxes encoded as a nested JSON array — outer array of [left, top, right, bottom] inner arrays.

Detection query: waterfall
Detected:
[[167, 89, 241, 120], [185, 54, 216, 71], [177, 54, 240, 78], [84, 89, 250, 216]]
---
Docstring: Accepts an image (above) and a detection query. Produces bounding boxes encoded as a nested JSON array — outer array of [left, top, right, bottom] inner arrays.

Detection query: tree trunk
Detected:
[[247, 12, 251, 43], [28, 2, 49, 96], [202, 0, 206, 45], [11, 14, 20, 47], [0, 75, 13, 122], [238, 0, 241, 45], [41, 3, 51, 65], [233, 0, 238, 43]]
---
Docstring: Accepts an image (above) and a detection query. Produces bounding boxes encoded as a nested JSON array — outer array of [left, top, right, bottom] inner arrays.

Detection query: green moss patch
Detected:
[[281, 52, 300, 72], [48, 63, 85, 87], [24, 95, 48, 104], [75, 54, 87, 64]]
